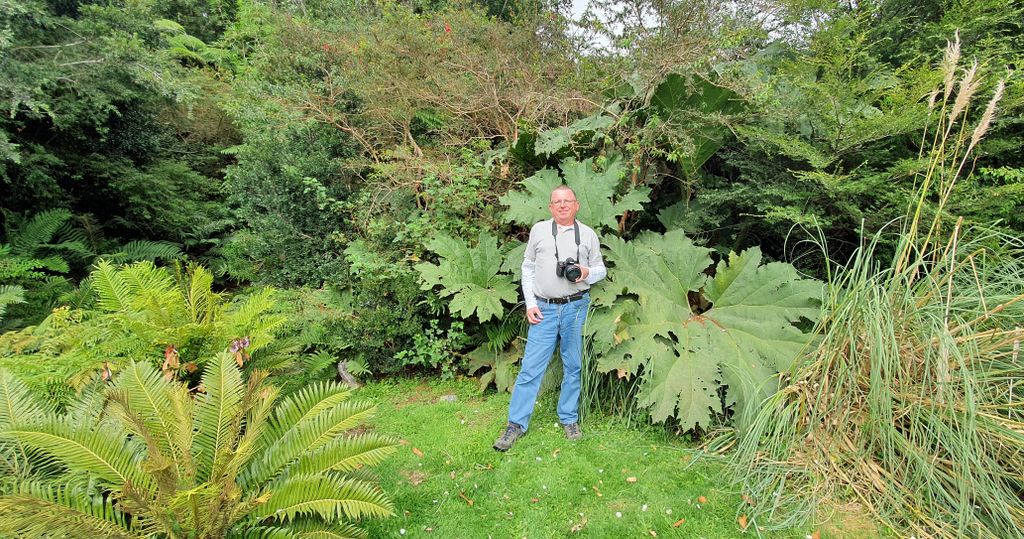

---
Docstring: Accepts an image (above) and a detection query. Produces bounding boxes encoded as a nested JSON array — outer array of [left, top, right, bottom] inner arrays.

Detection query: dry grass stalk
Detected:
[[947, 60, 979, 129], [968, 79, 1005, 153], [941, 31, 961, 101]]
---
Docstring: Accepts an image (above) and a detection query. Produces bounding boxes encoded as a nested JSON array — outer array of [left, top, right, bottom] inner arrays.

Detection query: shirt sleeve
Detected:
[[584, 229, 606, 285], [522, 227, 539, 309], [522, 259, 537, 309]]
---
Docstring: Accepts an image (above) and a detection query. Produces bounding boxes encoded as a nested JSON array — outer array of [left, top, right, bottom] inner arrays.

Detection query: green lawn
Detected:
[[357, 377, 839, 539]]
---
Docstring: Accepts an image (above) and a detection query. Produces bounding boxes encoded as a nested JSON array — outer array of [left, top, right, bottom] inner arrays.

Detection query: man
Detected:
[[493, 185, 606, 452]]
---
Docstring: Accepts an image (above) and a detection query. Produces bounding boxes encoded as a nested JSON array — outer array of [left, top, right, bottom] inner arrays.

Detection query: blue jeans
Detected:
[[508, 294, 590, 431]]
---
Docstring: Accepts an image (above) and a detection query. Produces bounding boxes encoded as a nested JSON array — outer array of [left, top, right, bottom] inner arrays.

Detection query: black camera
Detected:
[[557, 257, 582, 281]]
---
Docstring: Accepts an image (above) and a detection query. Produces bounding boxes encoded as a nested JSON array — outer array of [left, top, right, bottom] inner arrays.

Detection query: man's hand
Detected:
[[526, 306, 543, 324], [574, 265, 590, 283]]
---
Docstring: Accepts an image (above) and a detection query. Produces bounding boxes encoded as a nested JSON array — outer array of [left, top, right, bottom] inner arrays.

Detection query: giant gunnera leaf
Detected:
[[415, 232, 518, 323], [499, 154, 649, 232], [591, 230, 822, 430]]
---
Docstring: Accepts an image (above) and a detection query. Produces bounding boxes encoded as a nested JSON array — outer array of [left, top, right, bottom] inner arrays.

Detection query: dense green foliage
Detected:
[[3, 0, 1024, 535], [0, 261, 283, 396], [726, 52, 1024, 538]]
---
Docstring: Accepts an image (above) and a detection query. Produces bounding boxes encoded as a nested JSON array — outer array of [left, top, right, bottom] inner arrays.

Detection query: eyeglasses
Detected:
[[549, 199, 577, 206]]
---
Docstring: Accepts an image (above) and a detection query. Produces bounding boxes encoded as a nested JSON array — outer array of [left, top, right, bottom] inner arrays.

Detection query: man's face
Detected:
[[549, 190, 579, 223]]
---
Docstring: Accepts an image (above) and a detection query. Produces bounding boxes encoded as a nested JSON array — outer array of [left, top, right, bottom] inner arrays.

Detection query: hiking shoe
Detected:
[[493, 423, 524, 452], [562, 423, 582, 441]]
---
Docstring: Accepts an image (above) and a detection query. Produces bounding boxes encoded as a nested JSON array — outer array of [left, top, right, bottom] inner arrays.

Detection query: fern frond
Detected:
[[91, 260, 134, 313], [249, 474, 393, 523], [33, 255, 70, 274], [100, 240, 181, 264], [0, 483, 139, 538], [244, 519, 368, 539], [283, 434, 398, 477], [109, 362, 193, 474], [0, 368, 48, 428], [183, 263, 219, 324], [193, 351, 244, 482], [233, 380, 279, 476], [224, 287, 285, 352], [118, 261, 177, 307], [0, 285, 26, 320], [7, 209, 71, 257], [244, 381, 352, 482], [5, 417, 153, 492], [268, 382, 353, 438], [244, 399, 377, 487]]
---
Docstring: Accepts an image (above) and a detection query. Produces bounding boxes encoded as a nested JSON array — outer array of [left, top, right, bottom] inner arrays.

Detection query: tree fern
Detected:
[[223, 287, 287, 354]]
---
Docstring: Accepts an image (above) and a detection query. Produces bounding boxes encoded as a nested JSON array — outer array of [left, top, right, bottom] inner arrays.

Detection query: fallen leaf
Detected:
[[570, 516, 587, 533], [810, 532, 821, 539], [742, 494, 755, 506], [449, 471, 456, 479], [672, 518, 686, 527], [459, 492, 474, 506], [412, 447, 424, 458], [399, 439, 410, 445], [697, 495, 707, 504], [738, 515, 748, 530], [626, 477, 637, 483], [552, 448, 561, 458], [649, 531, 657, 537], [591, 486, 603, 497], [402, 470, 426, 486], [531, 498, 539, 503]]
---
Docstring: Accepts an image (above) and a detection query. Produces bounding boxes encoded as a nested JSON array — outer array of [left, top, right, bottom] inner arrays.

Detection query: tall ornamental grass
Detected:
[[727, 34, 1024, 538]]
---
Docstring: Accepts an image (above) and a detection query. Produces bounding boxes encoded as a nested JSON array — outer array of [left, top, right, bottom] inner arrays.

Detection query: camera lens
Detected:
[[564, 264, 582, 281]]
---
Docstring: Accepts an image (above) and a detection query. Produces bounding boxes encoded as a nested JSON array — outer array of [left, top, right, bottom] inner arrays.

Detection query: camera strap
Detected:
[[552, 219, 581, 263]]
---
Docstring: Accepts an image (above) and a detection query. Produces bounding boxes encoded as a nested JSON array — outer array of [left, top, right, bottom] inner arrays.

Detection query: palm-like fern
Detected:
[[0, 354, 397, 538]]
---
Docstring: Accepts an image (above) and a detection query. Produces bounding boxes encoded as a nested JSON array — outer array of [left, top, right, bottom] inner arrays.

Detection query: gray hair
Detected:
[[551, 185, 576, 199]]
